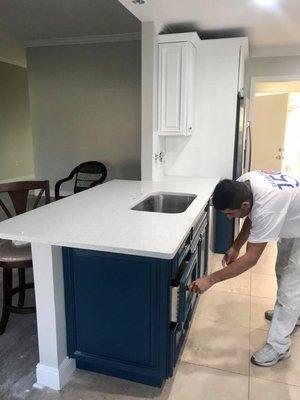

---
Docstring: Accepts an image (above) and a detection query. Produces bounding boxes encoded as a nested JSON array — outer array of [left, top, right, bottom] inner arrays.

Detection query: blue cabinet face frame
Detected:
[[62, 209, 209, 387]]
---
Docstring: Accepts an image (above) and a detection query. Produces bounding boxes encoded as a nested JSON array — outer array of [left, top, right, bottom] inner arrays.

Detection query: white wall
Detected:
[[0, 36, 26, 67], [141, 22, 166, 181], [163, 38, 242, 180], [26, 41, 141, 190], [141, 22, 155, 180], [0, 61, 34, 182]]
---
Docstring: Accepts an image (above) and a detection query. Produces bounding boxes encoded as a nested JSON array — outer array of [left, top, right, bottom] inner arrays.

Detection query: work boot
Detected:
[[265, 310, 300, 326], [251, 343, 291, 367]]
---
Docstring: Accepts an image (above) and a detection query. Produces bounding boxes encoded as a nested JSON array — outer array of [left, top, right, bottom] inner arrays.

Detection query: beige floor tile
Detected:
[[250, 296, 276, 331], [153, 362, 249, 400], [181, 318, 250, 375], [250, 329, 300, 386], [195, 290, 250, 328], [251, 255, 276, 275], [250, 296, 300, 338], [210, 271, 251, 295], [251, 273, 277, 299], [207, 252, 223, 274], [249, 377, 300, 400], [263, 242, 278, 258]]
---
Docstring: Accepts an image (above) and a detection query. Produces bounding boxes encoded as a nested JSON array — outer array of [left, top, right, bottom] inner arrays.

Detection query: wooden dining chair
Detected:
[[0, 180, 50, 334]]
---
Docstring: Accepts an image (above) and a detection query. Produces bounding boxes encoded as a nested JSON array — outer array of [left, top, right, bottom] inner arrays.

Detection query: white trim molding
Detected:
[[248, 74, 300, 124], [34, 357, 76, 390], [31, 244, 75, 391], [24, 32, 141, 48], [251, 45, 300, 58]]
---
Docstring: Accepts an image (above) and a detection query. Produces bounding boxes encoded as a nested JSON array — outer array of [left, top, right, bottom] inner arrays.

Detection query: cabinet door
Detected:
[[63, 248, 171, 387], [158, 41, 195, 136]]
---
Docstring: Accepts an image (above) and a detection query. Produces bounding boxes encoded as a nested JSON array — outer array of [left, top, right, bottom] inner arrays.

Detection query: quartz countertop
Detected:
[[0, 177, 218, 259]]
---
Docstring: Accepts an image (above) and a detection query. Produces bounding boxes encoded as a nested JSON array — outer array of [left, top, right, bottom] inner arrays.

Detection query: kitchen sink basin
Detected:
[[131, 192, 197, 214]]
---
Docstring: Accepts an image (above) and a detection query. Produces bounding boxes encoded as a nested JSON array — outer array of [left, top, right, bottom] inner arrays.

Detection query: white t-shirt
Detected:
[[237, 171, 300, 243]]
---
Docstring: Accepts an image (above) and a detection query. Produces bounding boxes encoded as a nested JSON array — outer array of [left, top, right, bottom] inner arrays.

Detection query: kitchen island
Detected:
[[0, 177, 218, 390]]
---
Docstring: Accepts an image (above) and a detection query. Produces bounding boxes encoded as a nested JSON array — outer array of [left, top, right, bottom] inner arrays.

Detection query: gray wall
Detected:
[[245, 55, 300, 95], [0, 61, 34, 181], [26, 41, 141, 191]]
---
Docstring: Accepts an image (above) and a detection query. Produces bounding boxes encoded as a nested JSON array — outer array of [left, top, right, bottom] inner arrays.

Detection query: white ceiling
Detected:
[[2, 0, 300, 67], [119, 0, 300, 51]]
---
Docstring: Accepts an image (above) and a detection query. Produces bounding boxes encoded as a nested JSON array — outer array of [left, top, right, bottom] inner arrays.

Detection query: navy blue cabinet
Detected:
[[63, 210, 209, 387]]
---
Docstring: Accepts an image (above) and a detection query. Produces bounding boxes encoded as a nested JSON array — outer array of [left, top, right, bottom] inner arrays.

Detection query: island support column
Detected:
[[31, 243, 76, 390]]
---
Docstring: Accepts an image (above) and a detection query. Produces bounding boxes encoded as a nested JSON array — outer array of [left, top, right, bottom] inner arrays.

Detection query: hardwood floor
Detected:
[[0, 194, 40, 400], [0, 268, 38, 400]]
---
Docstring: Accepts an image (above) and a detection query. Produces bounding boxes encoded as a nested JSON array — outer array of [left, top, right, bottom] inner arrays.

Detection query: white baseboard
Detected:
[[0, 174, 35, 184], [34, 357, 76, 390]]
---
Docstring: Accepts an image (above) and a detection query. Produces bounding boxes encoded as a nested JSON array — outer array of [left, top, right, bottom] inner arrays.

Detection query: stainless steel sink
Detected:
[[131, 192, 197, 214]]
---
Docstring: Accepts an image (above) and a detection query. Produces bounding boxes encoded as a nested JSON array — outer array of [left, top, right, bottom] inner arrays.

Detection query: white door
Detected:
[[252, 93, 289, 171]]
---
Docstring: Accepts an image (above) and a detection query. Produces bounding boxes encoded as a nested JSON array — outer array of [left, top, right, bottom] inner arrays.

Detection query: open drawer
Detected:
[[171, 250, 198, 328]]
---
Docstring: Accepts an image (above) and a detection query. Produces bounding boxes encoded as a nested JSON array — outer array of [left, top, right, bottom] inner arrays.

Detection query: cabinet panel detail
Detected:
[[158, 40, 196, 137]]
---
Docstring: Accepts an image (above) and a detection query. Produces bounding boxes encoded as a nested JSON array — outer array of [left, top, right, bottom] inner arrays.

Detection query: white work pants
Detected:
[[267, 238, 300, 354]]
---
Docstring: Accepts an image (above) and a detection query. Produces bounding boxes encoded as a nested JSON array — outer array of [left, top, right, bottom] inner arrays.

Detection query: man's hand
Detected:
[[222, 246, 240, 267], [188, 276, 213, 294]]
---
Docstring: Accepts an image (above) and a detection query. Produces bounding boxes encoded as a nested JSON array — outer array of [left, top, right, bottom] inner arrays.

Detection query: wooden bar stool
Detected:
[[0, 180, 50, 334]]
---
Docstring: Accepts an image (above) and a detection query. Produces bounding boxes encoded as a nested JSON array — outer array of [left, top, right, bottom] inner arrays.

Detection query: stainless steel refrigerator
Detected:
[[232, 91, 252, 238], [213, 91, 252, 253], [232, 91, 252, 180]]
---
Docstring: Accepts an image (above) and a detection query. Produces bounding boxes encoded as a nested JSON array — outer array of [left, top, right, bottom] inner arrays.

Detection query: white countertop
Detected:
[[0, 177, 218, 259]]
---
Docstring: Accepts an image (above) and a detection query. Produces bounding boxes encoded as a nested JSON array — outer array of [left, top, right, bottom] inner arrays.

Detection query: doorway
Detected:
[[250, 80, 300, 177]]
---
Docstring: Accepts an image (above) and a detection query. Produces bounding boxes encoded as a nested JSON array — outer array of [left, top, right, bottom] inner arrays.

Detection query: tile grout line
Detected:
[[181, 360, 250, 378], [250, 374, 300, 388]]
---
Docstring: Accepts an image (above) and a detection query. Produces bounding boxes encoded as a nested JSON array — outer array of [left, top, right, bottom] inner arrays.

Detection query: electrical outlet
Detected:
[[15, 161, 19, 167]]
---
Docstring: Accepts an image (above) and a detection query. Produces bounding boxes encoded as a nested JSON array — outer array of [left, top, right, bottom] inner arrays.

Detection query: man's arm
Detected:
[[222, 217, 252, 266], [189, 242, 267, 293]]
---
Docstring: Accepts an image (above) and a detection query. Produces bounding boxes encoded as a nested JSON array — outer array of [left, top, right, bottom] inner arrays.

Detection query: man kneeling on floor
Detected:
[[189, 170, 300, 367]]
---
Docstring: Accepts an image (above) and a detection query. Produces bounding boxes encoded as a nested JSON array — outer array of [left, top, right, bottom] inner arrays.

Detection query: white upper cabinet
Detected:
[[157, 33, 199, 136]]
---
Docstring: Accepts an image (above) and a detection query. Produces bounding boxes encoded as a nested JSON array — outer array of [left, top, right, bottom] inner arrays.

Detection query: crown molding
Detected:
[[158, 32, 201, 48], [250, 45, 300, 58], [24, 32, 141, 48]]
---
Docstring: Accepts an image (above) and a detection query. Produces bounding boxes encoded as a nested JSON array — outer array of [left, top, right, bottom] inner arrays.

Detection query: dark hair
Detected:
[[212, 179, 252, 210]]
